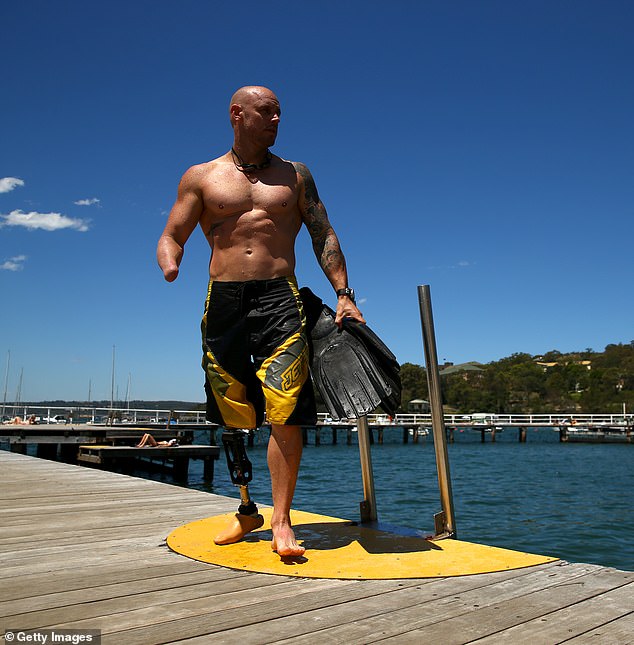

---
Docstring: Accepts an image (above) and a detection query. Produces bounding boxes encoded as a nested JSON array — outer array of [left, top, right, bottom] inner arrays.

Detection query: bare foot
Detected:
[[271, 524, 305, 557], [213, 513, 264, 545]]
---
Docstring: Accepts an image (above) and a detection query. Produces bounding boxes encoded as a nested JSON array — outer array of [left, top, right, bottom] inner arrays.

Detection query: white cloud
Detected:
[[0, 210, 90, 232], [74, 197, 100, 206], [426, 260, 475, 270], [0, 177, 25, 193], [1, 255, 27, 271]]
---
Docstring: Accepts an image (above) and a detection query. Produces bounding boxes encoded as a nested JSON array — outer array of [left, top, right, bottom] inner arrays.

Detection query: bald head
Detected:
[[229, 86, 280, 126], [230, 85, 277, 106]]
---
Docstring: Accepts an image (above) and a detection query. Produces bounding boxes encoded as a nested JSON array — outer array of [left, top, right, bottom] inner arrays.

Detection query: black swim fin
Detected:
[[300, 287, 402, 421]]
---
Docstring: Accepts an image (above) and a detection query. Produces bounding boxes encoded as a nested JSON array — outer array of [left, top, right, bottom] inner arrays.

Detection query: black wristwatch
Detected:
[[336, 287, 356, 303]]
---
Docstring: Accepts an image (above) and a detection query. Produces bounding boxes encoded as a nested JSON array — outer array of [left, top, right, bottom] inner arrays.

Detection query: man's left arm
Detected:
[[294, 162, 365, 325]]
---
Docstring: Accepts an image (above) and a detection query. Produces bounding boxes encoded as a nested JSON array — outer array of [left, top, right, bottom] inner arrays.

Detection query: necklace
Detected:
[[231, 148, 272, 173]]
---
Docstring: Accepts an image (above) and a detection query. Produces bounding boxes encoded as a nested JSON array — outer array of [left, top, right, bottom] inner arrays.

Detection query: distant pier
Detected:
[[2, 410, 633, 456]]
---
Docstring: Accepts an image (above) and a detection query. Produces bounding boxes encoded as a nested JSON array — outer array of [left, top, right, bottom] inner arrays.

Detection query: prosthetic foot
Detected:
[[214, 430, 264, 545]]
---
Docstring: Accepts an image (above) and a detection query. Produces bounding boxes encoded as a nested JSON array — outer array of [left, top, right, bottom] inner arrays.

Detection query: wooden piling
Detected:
[[36, 443, 57, 459], [59, 443, 77, 463]]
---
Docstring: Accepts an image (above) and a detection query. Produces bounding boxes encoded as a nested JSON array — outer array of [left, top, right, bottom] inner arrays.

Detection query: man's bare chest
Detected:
[[201, 168, 299, 220]]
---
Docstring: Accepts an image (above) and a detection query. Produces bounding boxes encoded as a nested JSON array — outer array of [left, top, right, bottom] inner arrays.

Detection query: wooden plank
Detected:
[[9, 576, 353, 634], [0, 492, 224, 518], [76, 444, 218, 478], [0, 489, 215, 513], [0, 495, 231, 521], [1, 545, 199, 579], [7, 436, 95, 444], [54, 580, 351, 637], [0, 498, 238, 537], [565, 611, 634, 643], [0, 501, 234, 540], [380, 567, 634, 644], [0, 500, 234, 531], [62, 579, 427, 643], [0, 504, 230, 536], [77, 445, 219, 459], [0, 558, 224, 601], [473, 582, 634, 643], [191, 564, 564, 645], [248, 562, 599, 645], [0, 569, 290, 619], [1, 481, 215, 502], [290, 565, 632, 645], [0, 493, 212, 518]]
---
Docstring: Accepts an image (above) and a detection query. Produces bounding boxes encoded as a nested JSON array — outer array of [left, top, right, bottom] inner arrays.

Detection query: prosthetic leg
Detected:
[[214, 430, 265, 545]]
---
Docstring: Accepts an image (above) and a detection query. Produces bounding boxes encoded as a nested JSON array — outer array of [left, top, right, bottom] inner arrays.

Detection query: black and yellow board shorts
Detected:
[[201, 276, 317, 429]]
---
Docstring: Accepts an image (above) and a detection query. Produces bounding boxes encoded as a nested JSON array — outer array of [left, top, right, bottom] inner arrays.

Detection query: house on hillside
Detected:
[[408, 399, 430, 413], [438, 362, 485, 381]]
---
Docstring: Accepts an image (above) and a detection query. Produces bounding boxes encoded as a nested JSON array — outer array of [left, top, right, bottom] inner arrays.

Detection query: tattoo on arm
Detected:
[[293, 162, 346, 273]]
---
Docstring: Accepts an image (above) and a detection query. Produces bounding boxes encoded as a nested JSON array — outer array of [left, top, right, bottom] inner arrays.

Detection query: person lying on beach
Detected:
[[135, 433, 179, 448]]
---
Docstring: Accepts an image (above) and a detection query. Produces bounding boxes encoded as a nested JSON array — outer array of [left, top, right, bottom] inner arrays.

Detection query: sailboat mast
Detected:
[[2, 350, 10, 419], [110, 345, 115, 410]]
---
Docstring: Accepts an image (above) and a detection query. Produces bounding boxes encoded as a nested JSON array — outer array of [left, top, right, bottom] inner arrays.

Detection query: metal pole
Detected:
[[417, 285, 457, 538], [2, 350, 10, 419], [357, 415, 378, 523], [110, 345, 115, 411]]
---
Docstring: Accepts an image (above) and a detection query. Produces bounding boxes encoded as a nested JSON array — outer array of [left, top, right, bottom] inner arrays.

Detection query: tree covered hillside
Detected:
[[401, 342, 634, 414]]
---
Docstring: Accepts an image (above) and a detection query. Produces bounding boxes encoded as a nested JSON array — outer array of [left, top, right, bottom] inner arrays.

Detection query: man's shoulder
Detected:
[[181, 155, 231, 183], [188, 153, 230, 174], [278, 157, 305, 168], [279, 158, 311, 179]]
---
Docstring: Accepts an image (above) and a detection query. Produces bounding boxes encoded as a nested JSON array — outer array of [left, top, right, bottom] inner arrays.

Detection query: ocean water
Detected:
[[162, 427, 633, 572]]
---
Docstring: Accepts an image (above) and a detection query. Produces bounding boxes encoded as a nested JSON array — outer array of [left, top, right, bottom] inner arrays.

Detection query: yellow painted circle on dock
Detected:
[[167, 508, 557, 579]]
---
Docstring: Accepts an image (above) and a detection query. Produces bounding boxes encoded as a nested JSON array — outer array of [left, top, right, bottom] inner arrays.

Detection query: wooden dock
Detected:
[[0, 425, 219, 481], [1, 451, 633, 644], [0, 425, 197, 448], [77, 444, 219, 479]]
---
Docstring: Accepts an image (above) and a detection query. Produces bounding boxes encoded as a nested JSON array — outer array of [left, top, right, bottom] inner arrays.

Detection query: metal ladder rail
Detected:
[[418, 284, 457, 538]]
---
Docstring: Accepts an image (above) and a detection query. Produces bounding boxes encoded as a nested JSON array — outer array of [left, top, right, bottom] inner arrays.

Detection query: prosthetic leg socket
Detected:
[[215, 430, 264, 545]]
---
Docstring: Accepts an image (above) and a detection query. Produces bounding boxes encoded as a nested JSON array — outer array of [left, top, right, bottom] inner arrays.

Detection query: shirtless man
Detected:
[[157, 85, 364, 557]]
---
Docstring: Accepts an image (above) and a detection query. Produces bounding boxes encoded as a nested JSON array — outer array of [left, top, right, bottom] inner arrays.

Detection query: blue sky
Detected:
[[2, 1, 633, 403]]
